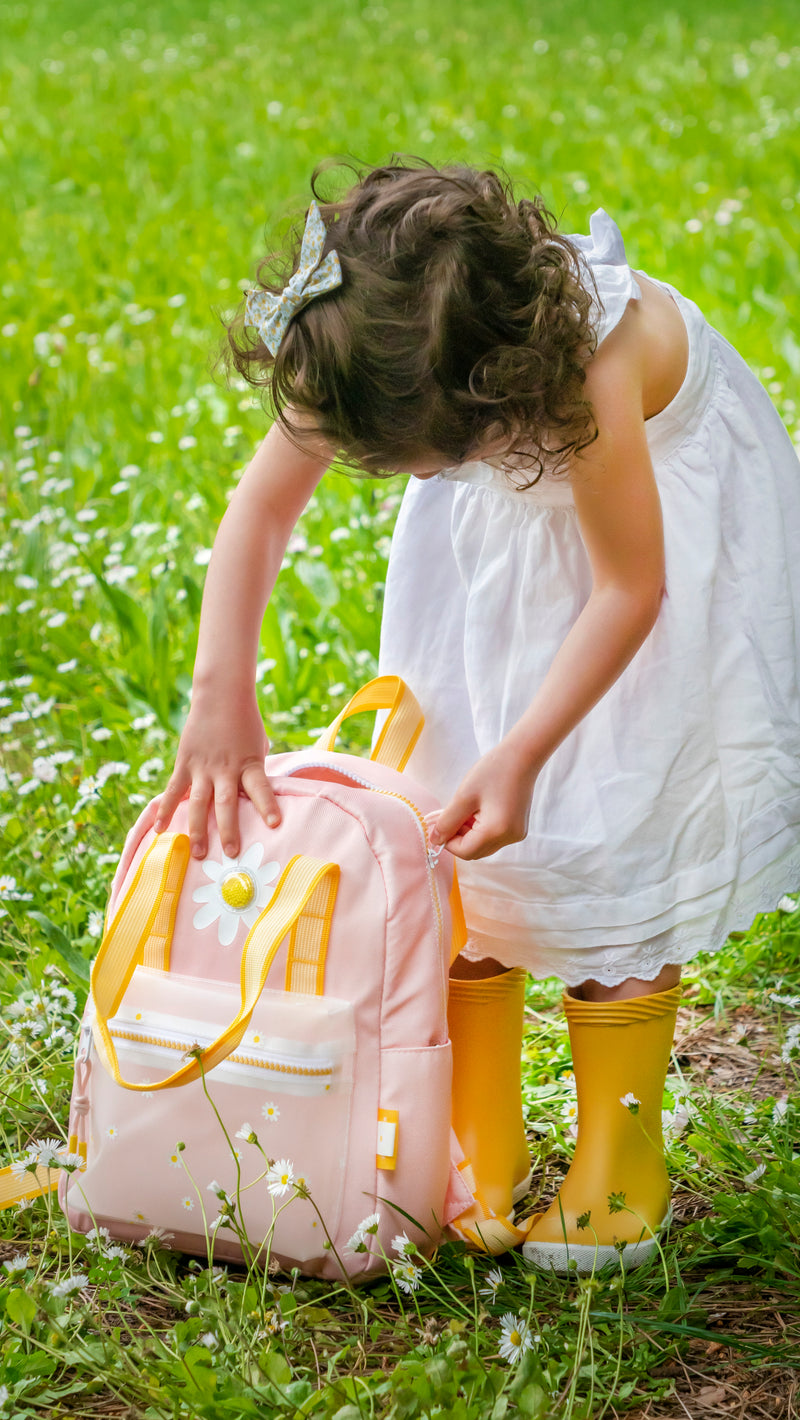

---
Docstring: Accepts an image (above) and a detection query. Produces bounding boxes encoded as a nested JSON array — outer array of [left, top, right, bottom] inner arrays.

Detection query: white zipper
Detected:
[[107, 1023, 339, 1095]]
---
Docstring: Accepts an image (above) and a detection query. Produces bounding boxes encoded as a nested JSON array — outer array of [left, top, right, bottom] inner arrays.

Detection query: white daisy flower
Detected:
[[103, 1245, 128, 1261], [142, 1227, 174, 1247], [261, 1101, 280, 1124], [181, 1196, 195, 1212], [3, 1253, 32, 1274], [10, 1152, 38, 1180], [235, 1123, 257, 1143], [773, 1097, 789, 1124], [620, 1092, 641, 1114], [392, 1259, 422, 1294], [391, 1231, 414, 1258], [85, 1227, 111, 1249], [561, 1099, 579, 1124], [105, 1125, 118, 1140], [50, 1272, 89, 1298], [199, 1331, 218, 1350], [479, 1266, 503, 1298], [266, 1159, 295, 1197], [346, 1211, 381, 1254], [34, 1138, 65, 1167], [743, 1162, 766, 1185], [167, 1149, 183, 1168], [498, 1312, 537, 1363], [192, 845, 281, 946], [58, 1152, 86, 1172]]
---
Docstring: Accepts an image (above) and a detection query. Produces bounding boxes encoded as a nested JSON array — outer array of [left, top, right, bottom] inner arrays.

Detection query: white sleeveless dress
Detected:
[[378, 210, 800, 987]]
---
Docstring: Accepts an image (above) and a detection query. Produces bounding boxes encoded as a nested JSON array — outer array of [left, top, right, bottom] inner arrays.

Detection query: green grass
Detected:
[[1, 0, 800, 1415]]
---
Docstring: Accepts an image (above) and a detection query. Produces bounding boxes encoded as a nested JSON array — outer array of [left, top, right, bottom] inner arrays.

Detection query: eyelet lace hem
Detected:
[[458, 847, 800, 988]]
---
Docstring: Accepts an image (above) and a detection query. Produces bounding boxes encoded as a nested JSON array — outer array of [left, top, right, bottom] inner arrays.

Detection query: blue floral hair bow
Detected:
[[244, 200, 342, 356]]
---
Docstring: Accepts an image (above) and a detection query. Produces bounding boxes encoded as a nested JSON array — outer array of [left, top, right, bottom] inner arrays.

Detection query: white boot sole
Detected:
[[522, 1210, 670, 1275]]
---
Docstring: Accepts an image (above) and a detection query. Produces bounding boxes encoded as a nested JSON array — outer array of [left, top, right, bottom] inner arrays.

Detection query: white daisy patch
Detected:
[[261, 1101, 280, 1124], [192, 845, 280, 946]]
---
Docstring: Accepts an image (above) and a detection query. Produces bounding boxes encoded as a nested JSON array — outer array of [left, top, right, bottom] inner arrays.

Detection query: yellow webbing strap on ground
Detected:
[[0, 1162, 61, 1210], [92, 851, 339, 1091], [314, 675, 424, 772], [449, 1158, 536, 1255]]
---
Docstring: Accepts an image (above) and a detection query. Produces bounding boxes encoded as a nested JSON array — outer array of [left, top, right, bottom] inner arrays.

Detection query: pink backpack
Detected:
[[54, 678, 486, 1278]]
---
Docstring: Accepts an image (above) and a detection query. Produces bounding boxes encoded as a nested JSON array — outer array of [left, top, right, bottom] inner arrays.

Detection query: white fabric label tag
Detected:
[[377, 1120, 397, 1156]]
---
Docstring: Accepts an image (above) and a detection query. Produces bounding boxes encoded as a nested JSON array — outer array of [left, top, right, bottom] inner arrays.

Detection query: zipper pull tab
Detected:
[[427, 844, 444, 870]]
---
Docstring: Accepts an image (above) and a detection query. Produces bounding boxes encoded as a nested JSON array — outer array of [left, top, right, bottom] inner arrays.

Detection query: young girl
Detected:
[[155, 161, 800, 1271]]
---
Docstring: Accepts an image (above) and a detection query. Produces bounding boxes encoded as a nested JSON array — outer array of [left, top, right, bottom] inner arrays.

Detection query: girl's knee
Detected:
[[572, 962, 681, 1003]]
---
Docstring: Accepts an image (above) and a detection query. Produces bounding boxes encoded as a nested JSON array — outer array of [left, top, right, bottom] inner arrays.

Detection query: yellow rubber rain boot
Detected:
[[448, 967, 532, 1223], [522, 984, 681, 1274]]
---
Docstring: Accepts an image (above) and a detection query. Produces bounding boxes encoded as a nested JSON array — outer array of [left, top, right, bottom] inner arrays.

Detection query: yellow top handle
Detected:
[[314, 675, 424, 773], [91, 834, 339, 1092]]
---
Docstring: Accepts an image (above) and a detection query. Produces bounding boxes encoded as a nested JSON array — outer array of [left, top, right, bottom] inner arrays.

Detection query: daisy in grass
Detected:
[[346, 1211, 381, 1254], [3, 1253, 32, 1275], [479, 1266, 503, 1299], [391, 1231, 415, 1258], [266, 1159, 295, 1197], [498, 1312, 538, 1363], [50, 1273, 89, 1298], [392, 1259, 422, 1294], [262, 1101, 280, 1123], [85, 1227, 111, 1249], [142, 1227, 174, 1247]]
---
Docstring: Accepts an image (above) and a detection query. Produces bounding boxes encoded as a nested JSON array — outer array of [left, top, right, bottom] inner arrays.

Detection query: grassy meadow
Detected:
[[1, 0, 800, 1414]]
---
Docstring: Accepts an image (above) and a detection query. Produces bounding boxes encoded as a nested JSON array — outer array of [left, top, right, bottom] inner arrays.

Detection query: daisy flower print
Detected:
[[192, 844, 280, 946]]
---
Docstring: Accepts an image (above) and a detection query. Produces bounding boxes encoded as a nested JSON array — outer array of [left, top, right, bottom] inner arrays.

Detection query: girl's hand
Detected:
[[154, 689, 278, 860], [427, 740, 539, 861]]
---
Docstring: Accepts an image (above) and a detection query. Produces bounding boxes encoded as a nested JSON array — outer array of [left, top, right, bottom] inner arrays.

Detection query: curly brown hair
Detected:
[[225, 158, 598, 484]]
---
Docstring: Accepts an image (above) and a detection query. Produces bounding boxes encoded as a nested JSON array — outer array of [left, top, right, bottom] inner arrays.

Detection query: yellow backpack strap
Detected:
[[0, 834, 190, 1210], [283, 865, 339, 994], [93, 853, 339, 1091], [314, 675, 424, 772]]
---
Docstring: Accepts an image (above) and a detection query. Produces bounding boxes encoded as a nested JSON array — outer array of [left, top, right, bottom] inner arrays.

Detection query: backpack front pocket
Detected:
[[66, 967, 356, 1268]]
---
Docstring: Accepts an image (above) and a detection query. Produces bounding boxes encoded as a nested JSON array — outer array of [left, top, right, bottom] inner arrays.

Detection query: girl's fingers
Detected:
[[187, 778, 214, 859], [429, 800, 478, 846], [240, 763, 281, 830], [213, 776, 244, 860], [154, 773, 188, 832]]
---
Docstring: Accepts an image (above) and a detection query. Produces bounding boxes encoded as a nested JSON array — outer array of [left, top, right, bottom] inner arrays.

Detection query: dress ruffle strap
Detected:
[[568, 208, 642, 347]]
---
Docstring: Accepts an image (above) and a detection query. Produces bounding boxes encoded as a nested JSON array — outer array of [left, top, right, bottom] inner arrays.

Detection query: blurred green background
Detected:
[[1, 0, 799, 877]]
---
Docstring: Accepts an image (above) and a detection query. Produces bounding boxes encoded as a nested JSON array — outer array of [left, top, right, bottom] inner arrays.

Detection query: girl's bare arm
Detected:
[[431, 309, 666, 858], [156, 420, 331, 858]]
